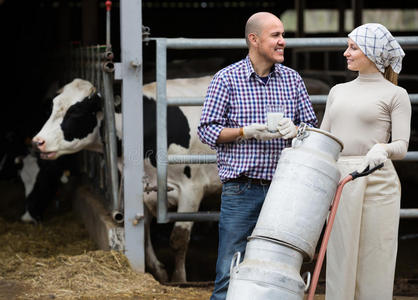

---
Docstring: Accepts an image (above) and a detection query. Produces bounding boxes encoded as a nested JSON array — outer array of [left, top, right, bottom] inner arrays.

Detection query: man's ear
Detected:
[[248, 33, 258, 46]]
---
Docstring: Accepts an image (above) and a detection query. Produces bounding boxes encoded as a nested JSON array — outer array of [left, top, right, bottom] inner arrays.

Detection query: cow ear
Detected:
[[75, 79, 95, 95], [89, 86, 96, 96], [90, 93, 103, 113]]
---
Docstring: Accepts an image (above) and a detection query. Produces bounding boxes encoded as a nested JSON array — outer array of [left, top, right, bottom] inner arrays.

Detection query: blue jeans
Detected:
[[210, 180, 270, 300]]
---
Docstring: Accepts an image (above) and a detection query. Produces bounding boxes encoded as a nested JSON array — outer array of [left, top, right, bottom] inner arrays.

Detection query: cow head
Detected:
[[32, 79, 103, 159]]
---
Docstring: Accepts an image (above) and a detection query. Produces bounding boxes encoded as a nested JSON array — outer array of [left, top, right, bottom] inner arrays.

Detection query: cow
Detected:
[[32, 77, 221, 283], [19, 153, 73, 223], [0, 131, 72, 223]]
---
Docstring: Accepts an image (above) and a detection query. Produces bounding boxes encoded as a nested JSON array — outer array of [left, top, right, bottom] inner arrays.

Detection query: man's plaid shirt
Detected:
[[198, 56, 318, 182]]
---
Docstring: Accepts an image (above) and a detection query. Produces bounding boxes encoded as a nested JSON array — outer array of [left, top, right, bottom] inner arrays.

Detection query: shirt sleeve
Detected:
[[386, 87, 411, 160], [296, 74, 318, 128], [198, 74, 229, 149]]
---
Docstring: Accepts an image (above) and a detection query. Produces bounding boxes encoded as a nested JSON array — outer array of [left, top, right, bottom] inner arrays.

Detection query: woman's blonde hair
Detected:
[[383, 65, 398, 85]]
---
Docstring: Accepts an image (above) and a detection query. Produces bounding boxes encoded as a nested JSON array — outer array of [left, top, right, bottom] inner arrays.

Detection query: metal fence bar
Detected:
[[402, 151, 418, 161], [168, 94, 418, 106], [168, 152, 418, 165], [168, 154, 217, 164], [156, 39, 169, 224], [102, 70, 121, 221], [155, 37, 418, 223], [167, 212, 220, 222], [120, 0, 145, 273], [155, 36, 418, 50], [165, 210, 418, 221], [400, 209, 418, 219], [310, 94, 418, 104]]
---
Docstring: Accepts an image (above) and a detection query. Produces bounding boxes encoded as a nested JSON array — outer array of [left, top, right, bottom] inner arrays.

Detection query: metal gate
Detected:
[[152, 36, 418, 222]]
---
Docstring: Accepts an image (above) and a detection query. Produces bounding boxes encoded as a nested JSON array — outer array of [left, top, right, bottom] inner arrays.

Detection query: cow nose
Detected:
[[32, 137, 46, 152]]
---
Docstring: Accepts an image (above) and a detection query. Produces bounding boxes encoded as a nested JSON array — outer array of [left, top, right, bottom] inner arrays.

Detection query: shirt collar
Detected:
[[244, 55, 282, 81]]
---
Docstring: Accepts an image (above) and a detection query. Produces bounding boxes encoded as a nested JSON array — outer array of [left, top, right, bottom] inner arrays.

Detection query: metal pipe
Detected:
[[402, 151, 418, 161], [112, 210, 124, 224], [103, 61, 115, 73], [95, 46, 101, 93], [168, 94, 418, 106], [166, 212, 220, 222], [168, 154, 217, 164], [102, 69, 121, 221], [156, 39, 169, 224], [152, 37, 418, 50], [400, 209, 418, 219], [308, 175, 353, 299], [153, 36, 418, 225], [105, 1, 112, 48]]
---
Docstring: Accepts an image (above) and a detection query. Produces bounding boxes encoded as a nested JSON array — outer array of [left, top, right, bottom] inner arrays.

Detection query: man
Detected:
[[198, 12, 317, 300]]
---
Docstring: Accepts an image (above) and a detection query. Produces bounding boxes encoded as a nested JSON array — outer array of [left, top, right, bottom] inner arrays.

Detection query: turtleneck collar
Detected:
[[356, 72, 385, 83]]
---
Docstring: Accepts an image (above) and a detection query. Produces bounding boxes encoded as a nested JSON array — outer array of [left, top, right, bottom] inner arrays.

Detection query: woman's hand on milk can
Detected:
[[357, 144, 388, 172]]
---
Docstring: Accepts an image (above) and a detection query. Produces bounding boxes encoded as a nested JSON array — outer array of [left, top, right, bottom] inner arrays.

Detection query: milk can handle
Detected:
[[302, 271, 311, 292], [350, 163, 384, 180], [296, 122, 308, 140], [229, 251, 241, 274]]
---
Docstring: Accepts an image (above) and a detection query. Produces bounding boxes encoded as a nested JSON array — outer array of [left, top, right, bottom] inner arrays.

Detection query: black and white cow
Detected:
[[19, 153, 73, 223], [0, 131, 72, 223], [32, 77, 220, 283]]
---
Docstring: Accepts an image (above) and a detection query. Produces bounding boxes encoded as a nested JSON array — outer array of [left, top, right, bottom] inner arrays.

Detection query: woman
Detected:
[[320, 23, 411, 300]]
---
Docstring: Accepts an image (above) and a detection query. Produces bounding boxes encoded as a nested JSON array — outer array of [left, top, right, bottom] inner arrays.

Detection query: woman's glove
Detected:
[[357, 144, 388, 172], [242, 123, 282, 140], [277, 118, 298, 139]]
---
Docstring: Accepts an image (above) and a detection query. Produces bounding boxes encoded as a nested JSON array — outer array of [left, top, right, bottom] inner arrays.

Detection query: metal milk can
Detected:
[[226, 125, 343, 300], [252, 126, 344, 259], [227, 237, 308, 300]]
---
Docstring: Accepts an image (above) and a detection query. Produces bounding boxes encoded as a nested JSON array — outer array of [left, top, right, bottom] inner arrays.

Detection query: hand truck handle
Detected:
[[350, 163, 384, 180]]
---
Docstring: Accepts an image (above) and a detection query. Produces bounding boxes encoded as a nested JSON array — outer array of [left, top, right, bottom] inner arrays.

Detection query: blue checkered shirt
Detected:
[[198, 56, 318, 182]]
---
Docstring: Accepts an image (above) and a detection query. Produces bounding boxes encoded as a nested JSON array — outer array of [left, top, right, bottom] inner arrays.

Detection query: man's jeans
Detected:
[[210, 180, 270, 300]]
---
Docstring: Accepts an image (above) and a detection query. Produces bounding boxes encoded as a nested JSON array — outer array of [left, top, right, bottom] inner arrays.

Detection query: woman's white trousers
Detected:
[[326, 157, 400, 300]]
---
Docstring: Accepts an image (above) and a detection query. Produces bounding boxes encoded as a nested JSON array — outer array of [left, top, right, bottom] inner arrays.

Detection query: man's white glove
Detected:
[[277, 118, 298, 139], [242, 123, 282, 141], [357, 144, 388, 172]]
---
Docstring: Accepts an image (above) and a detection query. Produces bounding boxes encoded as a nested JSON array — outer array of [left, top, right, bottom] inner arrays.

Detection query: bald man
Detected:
[[198, 12, 317, 300]]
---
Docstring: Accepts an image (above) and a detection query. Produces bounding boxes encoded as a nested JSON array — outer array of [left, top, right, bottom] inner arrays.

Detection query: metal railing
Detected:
[[154, 37, 418, 222], [70, 45, 121, 222]]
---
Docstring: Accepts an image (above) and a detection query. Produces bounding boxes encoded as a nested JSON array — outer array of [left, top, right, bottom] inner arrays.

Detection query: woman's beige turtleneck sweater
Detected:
[[320, 72, 411, 159]]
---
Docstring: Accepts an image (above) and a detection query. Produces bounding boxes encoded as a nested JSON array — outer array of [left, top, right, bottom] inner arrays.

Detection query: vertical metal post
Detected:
[[120, 0, 145, 272], [106, 0, 112, 47], [338, 1, 346, 35], [295, 0, 305, 37], [102, 68, 121, 221], [156, 39, 169, 224], [96, 46, 101, 93], [352, 0, 363, 28], [90, 47, 95, 84]]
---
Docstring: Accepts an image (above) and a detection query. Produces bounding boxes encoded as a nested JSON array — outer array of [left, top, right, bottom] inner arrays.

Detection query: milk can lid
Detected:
[[305, 127, 344, 151]]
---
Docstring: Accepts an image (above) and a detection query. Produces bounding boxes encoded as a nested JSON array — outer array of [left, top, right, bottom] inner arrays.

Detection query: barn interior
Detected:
[[0, 0, 418, 298]]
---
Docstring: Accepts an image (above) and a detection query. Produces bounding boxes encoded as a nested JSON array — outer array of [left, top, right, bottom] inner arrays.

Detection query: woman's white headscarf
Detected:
[[348, 23, 405, 74]]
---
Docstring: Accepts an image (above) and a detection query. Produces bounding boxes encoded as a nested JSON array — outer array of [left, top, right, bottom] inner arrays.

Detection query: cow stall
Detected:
[[1, 0, 418, 298]]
